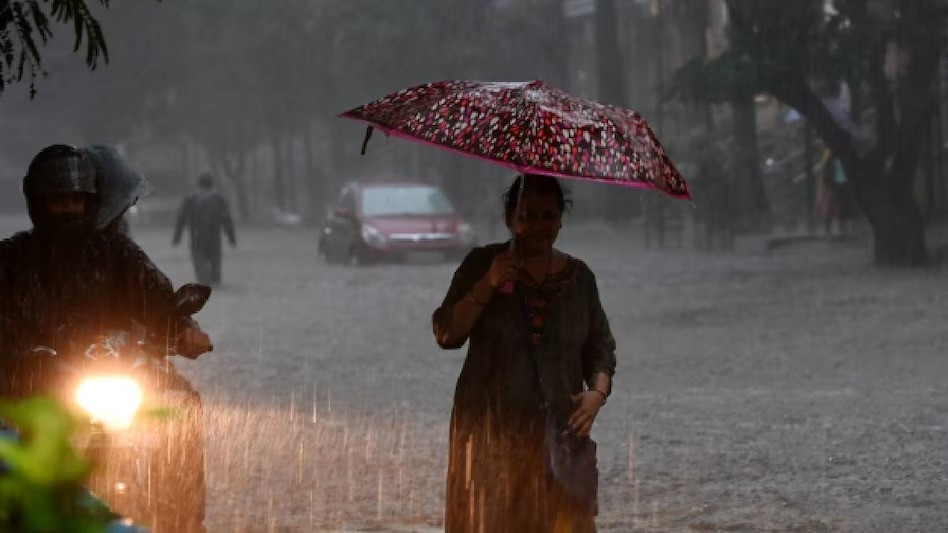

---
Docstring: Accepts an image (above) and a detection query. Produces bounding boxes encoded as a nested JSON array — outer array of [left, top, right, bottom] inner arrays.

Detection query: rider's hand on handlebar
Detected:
[[177, 326, 212, 359]]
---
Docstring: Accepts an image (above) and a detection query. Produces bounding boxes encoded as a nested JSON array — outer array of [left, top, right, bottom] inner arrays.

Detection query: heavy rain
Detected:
[[0, 1, 946, 532]]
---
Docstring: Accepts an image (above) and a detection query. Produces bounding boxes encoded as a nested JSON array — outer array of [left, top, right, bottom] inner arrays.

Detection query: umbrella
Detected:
[[341, 80, 692, 292], [340, 79, 690, 200]]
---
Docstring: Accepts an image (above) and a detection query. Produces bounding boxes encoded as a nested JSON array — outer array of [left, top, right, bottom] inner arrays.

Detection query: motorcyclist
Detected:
[[0, 144, 211, 533], [0, 143, 211, 361]]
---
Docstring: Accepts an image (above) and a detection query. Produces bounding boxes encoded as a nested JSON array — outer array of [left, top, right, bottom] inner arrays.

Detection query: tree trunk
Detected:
[[855, 159, 929, 265], [732, 96, 769, 222], [271, 132, 286, 212], [228, 171, 252, 221], [214, 140, 252, 221], [302, 122, 325, 222], [595, 0, 638, 223], [861, 179, 928, 265], [283, 134, 297, 213]]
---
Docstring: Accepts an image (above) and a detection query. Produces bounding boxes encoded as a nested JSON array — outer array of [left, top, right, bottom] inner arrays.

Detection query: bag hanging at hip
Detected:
[[519, 296, 599, 514], [543, 407, 599, 515]]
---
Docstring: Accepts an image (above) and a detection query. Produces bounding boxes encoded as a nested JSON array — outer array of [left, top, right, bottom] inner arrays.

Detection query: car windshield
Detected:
[[360, 185, 455, 217]]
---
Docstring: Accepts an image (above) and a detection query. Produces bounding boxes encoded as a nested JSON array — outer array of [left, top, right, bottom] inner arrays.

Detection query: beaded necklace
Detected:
[[518, 253, 576, 345]]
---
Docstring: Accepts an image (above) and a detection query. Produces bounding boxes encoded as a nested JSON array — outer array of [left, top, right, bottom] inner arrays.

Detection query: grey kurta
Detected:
[[433, 243, 617, 533]]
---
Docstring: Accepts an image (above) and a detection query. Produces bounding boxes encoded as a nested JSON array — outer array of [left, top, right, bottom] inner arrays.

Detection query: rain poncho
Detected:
[[173, 187, 236, 285], [0, 230, 192, 356], [82, 145, 151, 233]]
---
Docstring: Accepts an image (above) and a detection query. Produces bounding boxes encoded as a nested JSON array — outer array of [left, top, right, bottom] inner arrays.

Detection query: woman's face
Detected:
[[507, 191, 562, 254]]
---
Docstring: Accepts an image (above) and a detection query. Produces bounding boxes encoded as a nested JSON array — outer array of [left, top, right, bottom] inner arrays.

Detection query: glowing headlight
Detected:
[[75, 376, 143, 431], [360, 224, 386, 246]]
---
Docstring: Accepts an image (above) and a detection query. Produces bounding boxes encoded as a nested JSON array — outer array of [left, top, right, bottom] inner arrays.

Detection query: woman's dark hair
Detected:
[[502, 173, 572, 216]]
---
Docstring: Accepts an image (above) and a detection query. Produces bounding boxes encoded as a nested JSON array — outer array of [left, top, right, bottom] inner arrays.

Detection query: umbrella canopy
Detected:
[[341, 80, 690, 200]]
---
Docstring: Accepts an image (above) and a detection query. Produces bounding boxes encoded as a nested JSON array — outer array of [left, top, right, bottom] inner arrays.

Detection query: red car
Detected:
[[318, 181, 477, 265]]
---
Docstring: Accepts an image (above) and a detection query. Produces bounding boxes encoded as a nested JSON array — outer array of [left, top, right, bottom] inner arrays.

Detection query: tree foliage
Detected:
[[668, 0, 948, 265], [0, 0, 112, 97], [0, 397, 113, 532], [0, 0, 571, 218]]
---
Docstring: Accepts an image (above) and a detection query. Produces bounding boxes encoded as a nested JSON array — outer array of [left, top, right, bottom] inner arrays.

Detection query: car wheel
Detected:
[[348, 244, 377, 267]]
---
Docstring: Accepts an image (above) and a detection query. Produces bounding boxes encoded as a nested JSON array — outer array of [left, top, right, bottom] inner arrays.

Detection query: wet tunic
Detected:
[[433, 243, 617, 533]]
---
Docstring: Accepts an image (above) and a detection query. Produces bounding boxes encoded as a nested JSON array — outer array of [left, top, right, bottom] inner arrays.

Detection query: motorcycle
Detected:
[[0, 283, 212, 533]]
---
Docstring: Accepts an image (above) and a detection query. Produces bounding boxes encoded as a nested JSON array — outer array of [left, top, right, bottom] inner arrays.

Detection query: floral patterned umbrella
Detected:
[[340, 80, 691, 200]]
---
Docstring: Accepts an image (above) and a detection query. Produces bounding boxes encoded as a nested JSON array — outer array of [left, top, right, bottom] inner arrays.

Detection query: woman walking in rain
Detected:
[[432, 174, 617, 533]]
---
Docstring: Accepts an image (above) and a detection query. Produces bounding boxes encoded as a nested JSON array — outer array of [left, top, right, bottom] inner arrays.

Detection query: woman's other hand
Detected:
[[567, 391, 605, 438], [486, 250, 519, 289]]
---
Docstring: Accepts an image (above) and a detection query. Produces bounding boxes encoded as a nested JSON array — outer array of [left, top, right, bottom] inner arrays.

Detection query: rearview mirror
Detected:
[[174, 283, 212, 316]]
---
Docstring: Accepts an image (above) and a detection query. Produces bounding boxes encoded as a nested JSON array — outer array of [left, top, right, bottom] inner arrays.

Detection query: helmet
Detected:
[[22, 144, 98, 233], [81, 145, 150, 230]]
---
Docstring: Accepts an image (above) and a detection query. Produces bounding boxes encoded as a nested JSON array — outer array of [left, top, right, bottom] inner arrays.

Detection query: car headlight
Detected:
[[457, 222, 476, 244], [360, 224, 386, 246], [75, 376, 143, 431]]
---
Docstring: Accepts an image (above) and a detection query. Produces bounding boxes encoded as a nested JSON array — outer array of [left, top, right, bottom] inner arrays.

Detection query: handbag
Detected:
[[543, 407, 599, 514], [519, 297, 599, 514]]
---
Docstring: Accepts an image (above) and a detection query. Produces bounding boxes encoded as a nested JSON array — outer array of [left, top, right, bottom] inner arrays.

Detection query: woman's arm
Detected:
[[434, 275, 495, 348], [570, 266, 617, 437], [432, 246, 516, 349], [580, 268, 617, 393]]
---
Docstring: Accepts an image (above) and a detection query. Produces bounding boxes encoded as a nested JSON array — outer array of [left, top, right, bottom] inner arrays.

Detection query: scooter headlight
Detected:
[[75, 376, 143, 431]]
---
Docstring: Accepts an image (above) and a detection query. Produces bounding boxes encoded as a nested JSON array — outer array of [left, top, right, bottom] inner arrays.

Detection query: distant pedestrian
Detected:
[[816, 148, 856, 236], [173, 173, 236, 285]]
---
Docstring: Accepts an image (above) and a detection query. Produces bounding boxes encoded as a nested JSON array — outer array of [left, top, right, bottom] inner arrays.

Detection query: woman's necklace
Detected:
[[522, 251, 555, 345], [520, 250, 555, 285]]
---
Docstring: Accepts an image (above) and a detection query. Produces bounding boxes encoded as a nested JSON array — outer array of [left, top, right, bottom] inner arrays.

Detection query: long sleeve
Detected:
[[432, 246, 493, 350], [580, 268, 617, 393], [112, 235, 192, 340]]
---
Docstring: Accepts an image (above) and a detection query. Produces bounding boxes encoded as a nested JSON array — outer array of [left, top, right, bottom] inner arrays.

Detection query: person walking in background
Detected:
[[173, 173, 236, 285], [815, 148, 856, 236], [433, 174, 616, 533]]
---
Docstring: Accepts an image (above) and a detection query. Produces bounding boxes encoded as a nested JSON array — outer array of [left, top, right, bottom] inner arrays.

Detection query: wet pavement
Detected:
[[2, 215, 946, 531]]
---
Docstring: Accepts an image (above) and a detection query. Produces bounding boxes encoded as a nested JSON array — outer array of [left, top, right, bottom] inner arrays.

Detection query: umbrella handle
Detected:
[[499, 280, 515, 294], [499, 176, 523, 296], [360, 126, 374, 155]]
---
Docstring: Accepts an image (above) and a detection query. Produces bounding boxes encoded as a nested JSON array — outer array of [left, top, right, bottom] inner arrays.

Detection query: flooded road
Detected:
[[4, 215, 945, 531]]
